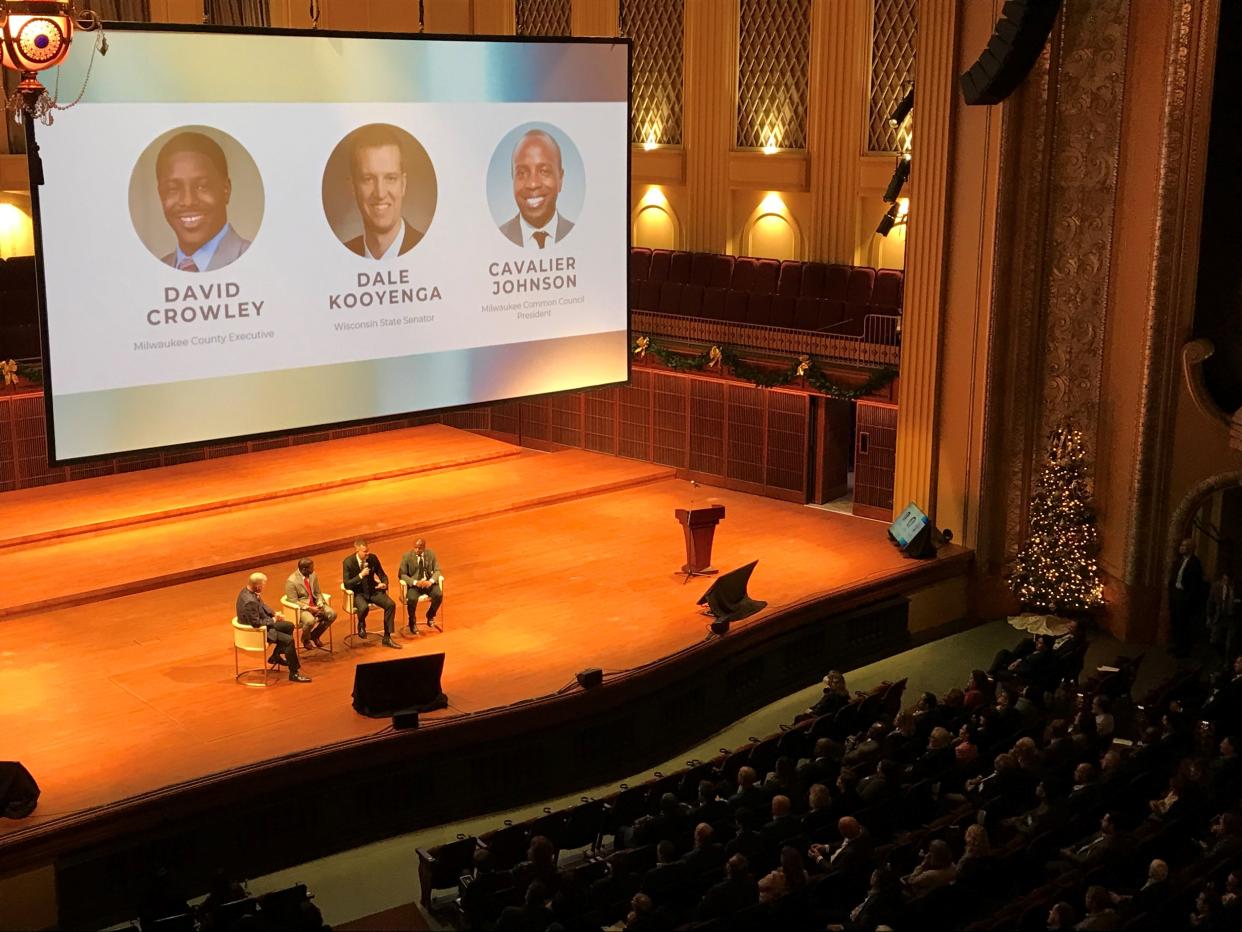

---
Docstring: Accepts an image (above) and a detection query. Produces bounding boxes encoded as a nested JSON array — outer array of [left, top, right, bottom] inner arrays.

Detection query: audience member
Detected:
[[901, 838, 956, 897], [695, 854, 758, 920], [1075, 885, 1120, 931]]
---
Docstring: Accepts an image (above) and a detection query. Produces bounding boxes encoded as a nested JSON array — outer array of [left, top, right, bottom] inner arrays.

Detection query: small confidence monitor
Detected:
[[888, 502, 929, 548]]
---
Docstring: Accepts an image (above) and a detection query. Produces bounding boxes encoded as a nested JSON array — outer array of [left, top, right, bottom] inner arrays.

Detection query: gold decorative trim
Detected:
[[1124, 0, 1220, 585]]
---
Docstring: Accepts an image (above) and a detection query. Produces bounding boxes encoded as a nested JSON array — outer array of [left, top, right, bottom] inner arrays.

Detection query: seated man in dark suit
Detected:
[[810, 816, 873, 882], [496, 881, 554, 932], [399, 537, 444, 631], [640, 840, 691, 904], [236, 572, 309, 683], [1045, 812, 1122, 875], [680, 822, 725, 876], [760, 795, 802, 849], [729, 766, 767, 813], [688, 780, 731, 832], [695, 854, 758, 921], [342, 538, 400, 649]]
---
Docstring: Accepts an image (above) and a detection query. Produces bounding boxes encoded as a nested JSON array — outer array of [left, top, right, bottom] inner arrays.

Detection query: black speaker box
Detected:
[[392, 711, 421, 730], [0, 761, 40, 819], [576, 667, 603, 689], [960, 0, 1062, 105], [698, 560, 767, 624], [352, 652, 448, 718]]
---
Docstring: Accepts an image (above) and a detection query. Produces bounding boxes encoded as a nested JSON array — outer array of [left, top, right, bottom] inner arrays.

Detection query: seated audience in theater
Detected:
[[760, 794, 800, 848], [798, 738, 841, 792], [640, 840, 690, 903], [990, 618, 1084, 676], [1046, 812, 1122, 874], [855, 758, 901, 805], [777, 845, 810, 892], [911, 726, 955, 781], [900, 838, 956, 897], [496, 880, 554, 932], [762, 755, 800, 804], [1189, 884, 1221, 931], [1046, 900, 1078, 931], [695, 854, 757, 920], [1108, 858, 1169, 917], [729, 766, 766, 813], [283, 557, 336, 649], [806, 670, 853, 718], [236, 571, 308, 682], [688, 779, 730, 830], [828, 867, 906, 932], [628, 792, 690, 848], [808, 816, 872, 880], [881, 712, 919, 764], [756, 868, 786, 904], [802, 782, 835, 836], [1076, 884, 1121, 931], [1201, 811, 1242, 859], [954, 823, 995, 887], [623, 892, 665, 932], [963, 668, 993, 709], [512, 835, 559, 893], [459, 849, 507, 927], [680, 822, 724, 876], [724, 807, 763, 864], [1091, 695, 1115, 737], [842, 722, 889, 771]]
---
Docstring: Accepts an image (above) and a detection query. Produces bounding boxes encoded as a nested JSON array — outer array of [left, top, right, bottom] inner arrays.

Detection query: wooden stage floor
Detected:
[[0, 425, 961, 844]]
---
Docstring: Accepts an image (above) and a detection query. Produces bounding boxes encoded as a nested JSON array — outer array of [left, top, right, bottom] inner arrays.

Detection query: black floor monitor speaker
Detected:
[[698, 560, 767, 624], [0, 761, 40, 819], [960, 0, 1062, 105], [576, 667, 603, 689], [352, 652, 448, 718]]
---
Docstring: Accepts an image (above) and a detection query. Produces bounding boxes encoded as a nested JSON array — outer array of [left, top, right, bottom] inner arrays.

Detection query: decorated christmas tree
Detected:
[[1010, 423, 1105, 614]]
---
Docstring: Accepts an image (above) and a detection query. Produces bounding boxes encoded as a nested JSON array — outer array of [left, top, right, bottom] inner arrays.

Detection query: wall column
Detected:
[[572, 0, 618, 36], [683, 0, 738, 253], [151, 0, 203, 22], [891, 0, 957, 520], [473, 0, 517, 34], [805, 0, 869, 264]]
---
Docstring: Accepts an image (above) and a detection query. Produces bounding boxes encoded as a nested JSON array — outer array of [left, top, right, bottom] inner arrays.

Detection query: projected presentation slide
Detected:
[[34, 27, 630, 461]]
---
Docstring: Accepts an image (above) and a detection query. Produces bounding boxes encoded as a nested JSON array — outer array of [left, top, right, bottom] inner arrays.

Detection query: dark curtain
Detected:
[[82, 1, 152, 20], [205, 0, 271, 26]]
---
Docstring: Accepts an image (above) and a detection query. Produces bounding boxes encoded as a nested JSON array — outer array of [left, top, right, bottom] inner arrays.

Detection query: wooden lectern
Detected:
[[675, 505, 726, 577]]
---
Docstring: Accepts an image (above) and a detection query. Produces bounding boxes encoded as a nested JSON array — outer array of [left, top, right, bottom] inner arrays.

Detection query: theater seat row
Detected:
[[629, 247, 903, 308]]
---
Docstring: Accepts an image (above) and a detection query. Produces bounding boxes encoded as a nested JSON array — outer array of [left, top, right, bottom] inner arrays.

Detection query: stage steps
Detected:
[[0, 424, 521, 549], [0, 445, 674, 618]]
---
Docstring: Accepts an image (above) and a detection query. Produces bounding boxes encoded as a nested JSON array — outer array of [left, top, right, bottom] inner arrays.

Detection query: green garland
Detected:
[[635, 336, 897, 400]]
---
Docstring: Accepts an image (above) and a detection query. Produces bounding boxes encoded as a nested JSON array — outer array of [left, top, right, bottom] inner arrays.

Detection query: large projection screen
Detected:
[[32, 26, 630, 462]]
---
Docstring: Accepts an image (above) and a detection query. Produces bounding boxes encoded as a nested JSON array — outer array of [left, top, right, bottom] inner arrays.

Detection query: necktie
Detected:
[[304, 576, 314, 605], [532, 231, 549, 249], [418, 554, 426, 580], [177, 257, 199, 272]]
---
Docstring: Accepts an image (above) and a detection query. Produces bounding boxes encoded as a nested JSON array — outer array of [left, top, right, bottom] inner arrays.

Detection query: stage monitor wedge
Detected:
[[698, 560, 767, 625], [31, 25, 631, 463], [352, 652, 448, 718], [960, 0, 1062, 106]]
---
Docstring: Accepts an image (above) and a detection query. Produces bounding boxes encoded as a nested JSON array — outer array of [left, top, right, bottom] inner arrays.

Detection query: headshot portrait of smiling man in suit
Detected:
[[499, 128, 577, 249], [155, 131, 252, 273], [322, 123, 437, 260]]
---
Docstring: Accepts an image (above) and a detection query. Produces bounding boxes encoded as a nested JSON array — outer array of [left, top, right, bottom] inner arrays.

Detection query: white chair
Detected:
[[340, 584, 388, 649], [280, 592, 334, 656], [401, 574, 446, 636], [231, 616, 279, 686]]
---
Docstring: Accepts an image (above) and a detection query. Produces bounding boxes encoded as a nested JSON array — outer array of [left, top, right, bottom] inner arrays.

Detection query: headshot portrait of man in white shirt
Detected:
[[344, 124, 425, 260]]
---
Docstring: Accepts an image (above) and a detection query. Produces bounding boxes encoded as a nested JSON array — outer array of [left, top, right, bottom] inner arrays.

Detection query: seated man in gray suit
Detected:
[[156, 131, 251, 272], [284, 557, 336, 649], [499, 129, 575, 249], [236, 572, 310, 682], [399, 537, 443, 632]]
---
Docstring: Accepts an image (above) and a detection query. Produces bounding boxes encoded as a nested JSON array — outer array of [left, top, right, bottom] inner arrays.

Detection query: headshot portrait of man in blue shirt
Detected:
[[499, 128, 576, 249], [344, 124, 425, 260], [155, 131, 252, 273]]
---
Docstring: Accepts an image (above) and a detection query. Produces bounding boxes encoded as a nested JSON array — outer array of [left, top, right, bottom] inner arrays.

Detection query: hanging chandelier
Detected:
[[0, 2, 103, 123]]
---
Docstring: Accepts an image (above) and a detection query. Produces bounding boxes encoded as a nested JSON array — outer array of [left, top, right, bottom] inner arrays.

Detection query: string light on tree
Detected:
[[1009, 423, 1105, 614]]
